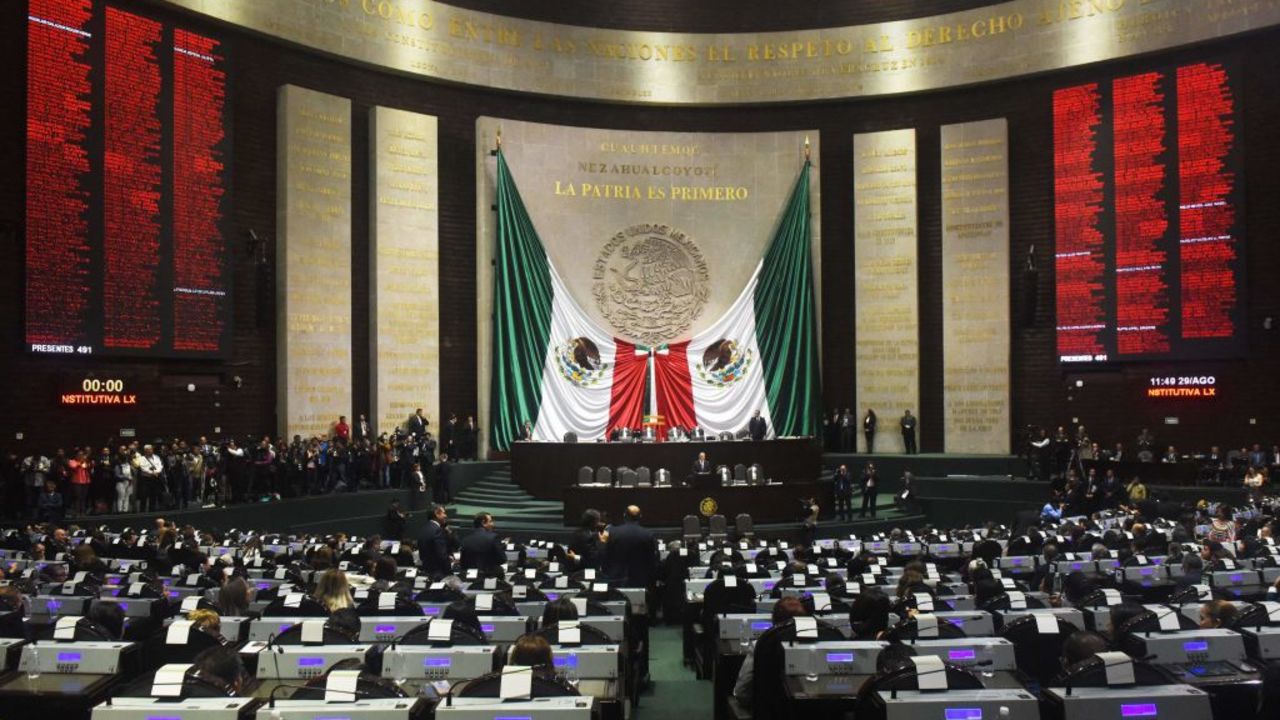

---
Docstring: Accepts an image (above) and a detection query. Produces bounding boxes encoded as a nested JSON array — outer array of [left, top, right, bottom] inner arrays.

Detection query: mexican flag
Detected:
[[489, 150, 820, 451]]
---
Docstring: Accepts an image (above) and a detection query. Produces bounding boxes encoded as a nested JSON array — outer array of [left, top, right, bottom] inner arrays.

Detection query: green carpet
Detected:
[[637, 626, 711, 718]]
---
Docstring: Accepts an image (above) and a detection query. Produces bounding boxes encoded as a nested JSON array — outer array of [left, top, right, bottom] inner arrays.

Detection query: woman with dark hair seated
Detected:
[[88, 601, 125, 640], [849, 591, 891, 640], [540, 597, 579, 628], [188, 646, 246, 697], [510, 634, 555, 668]]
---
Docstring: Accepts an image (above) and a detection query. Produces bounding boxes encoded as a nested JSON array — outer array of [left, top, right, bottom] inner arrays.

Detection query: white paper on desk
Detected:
[[1007, 591, 1027, 610], [678, 548, 689, 557], [846, 583, 861, 595], [1000, 577, 1016, 590], [475, 593, 494, 612], [826, 558, 838, 568], [806, 564, 819, 575], [429, 581, 446, 591], [428, 619, 454, 641], [499, 665, 534, 700], [525, 568, 537, 579], [862, 573, 876, 585], [466, 569, 479, 580], [325, 669, 361, 702], [792, 573, 806, 586], [869, 564, 882, 575], [302, 620, 326, 644], [779, 542, 790, 550], [152, 663, 189, 697], [284, 593, 304, 608], [167, 619, 194, 644], [339, 561, 350, 571], [54, 615, 80, 639], [794, 616, 818, 639], [745, 563, 758, 574], [914, 593, 935, 612], [483, 577, 497, 590], [1134, 555, 1148, 566], [1034, 613, 1059, 634], [811, 592, 831, 611], [571, 597, 588, 615], [512, 585, 528, 599], [1097, 651, 1135, 686], [584, 569, 596, 580], [723, 575, 738, 588], [379, 592, 397, 610], [549, 562, 561, 573], [916, 613, 939, 638], [989, 568, 1003, 579], [1101, 589, 1122, 606], [912, 655, 947, 690], [559, 621, 581, 645], [61, 580, 76, 595], [592, 582, 609, 593], [404, 568, 417, 578], [129, 581, 145, 596], [72, 571, 87, 584], [181, 595, 201, 612], [555, 576, 569, 588], [391, 542, 401, 555], [1222, 558, 1236, 570]]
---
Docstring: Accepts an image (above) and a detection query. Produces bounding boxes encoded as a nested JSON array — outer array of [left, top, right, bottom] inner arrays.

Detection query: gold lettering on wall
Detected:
[[370, 106, 440, 437], [278, 85, 353, 439], [160, 0, 1280, 104], [854, 128, 919, 454], [940, 118, 1011, 453]]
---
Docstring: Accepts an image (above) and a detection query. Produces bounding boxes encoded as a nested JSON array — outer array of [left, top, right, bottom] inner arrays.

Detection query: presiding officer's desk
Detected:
[[565, 481, 831, 526], [513, 437, 821, 499]]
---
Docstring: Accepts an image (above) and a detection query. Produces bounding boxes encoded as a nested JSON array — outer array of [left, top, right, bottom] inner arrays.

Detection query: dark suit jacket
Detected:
[[417, 520, 451, 578], [460, 528, 507, 574], [692, 459, 712, 475], [748, 416, 767, 441], [605, 521, 658, 587]]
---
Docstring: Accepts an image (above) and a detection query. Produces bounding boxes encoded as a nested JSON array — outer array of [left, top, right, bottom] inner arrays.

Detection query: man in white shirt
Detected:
[[136, 445, 165, 512]]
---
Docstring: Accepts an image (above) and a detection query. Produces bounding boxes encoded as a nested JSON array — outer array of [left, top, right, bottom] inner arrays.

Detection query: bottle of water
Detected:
[[26, 643, 40, 681]]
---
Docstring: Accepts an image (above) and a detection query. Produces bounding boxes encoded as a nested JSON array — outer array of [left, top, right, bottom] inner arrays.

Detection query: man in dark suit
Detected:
[[460, 512, 507, 574], [748, 409, 768, 441], [691, 451, 713, 487], [432, 453, 452, 504], [832, 464, 854, 521], [605, 505, 658, 587], [863, 408, 878, 453], [408, 408, 429, 438], [859, 462, 879, 518], [899, 410, 917, 454], [416, 504, 452, 579]]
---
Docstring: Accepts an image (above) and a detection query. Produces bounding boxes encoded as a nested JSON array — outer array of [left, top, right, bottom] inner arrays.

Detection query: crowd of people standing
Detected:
[[1, 409, 482, 522]]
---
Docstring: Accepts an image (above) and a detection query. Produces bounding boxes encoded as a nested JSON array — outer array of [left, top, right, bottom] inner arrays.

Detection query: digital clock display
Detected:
[[60, 376, 137, 407], [1146, 375, 1217, 398]]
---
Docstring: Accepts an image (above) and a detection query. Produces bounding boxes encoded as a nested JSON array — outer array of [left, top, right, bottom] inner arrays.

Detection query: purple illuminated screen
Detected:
[[423, 657, 451, 667], [374, 625, 396, 633], [1121, 704, 1158, 717], [1183, 641, 1209, 653], [297, 657, 325, 667], [944, 710, 982, 720], [56, 652, 82, 662], [481, 624, 495, 633], [750, 621, 772, 631], [948, 649, 977, 661], [825, 653, 855, 663], [552, 655, 579, 667]]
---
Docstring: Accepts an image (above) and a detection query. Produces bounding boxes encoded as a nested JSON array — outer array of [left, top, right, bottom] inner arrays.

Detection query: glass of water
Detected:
[[738, 619, 752, 652], [804, 648, 820, 683]]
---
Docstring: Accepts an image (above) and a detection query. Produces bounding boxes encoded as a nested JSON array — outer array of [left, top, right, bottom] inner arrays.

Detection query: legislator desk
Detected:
[[1081, 458, 1200, 486], [563, 480, 831, 526], [512, 438, 821, 499]]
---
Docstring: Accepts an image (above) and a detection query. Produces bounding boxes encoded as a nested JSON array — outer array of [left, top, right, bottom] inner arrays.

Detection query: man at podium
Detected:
[[690, 451, 714, 487]]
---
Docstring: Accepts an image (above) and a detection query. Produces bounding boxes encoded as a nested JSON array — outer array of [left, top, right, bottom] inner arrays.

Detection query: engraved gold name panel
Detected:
[[370, 106, 439, 438], [853, 128, 919, 454], [160, 0, 1279, 104], [941, 118, 1011, 454], [278, 85, 353, 439]]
